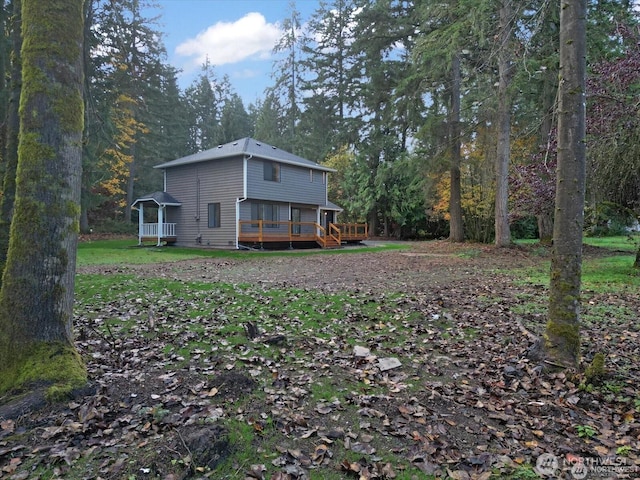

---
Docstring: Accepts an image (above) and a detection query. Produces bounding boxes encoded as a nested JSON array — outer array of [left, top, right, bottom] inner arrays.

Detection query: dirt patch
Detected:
[[78, 240, 540, 292]]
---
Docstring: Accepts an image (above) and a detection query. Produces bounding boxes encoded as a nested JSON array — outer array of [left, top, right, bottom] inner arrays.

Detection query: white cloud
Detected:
[[175, 12, 282, 68], [232, 68, 261, 79]]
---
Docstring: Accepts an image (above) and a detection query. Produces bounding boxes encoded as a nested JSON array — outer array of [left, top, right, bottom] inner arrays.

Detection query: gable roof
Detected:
[[131, 191, 182, 208], [154, 137, 336, 172]]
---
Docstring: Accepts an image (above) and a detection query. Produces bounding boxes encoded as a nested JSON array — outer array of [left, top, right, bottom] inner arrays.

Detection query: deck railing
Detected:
[[238, 220, 317, 243], [328, 223, 341, 246], [238, 220, 367, 247], [141, 222, 176, 238], [336, 223, 368, 240]]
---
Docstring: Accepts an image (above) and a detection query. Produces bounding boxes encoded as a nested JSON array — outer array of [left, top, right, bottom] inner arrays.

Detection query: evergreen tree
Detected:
[[0, 0, 20, 273], [0, 0, 87, 398], [184, 65, 220, 152], [87, 0, 170, 223], [0, 0, 10, 148], [348, 0, 417, 235], [254, 89, 287, 147], [219, 93, 253, 143], [270, 1, 303, 153], [412, 0, 489, 241], [494, 0, 517, 246], [299, 0, 361, 159]]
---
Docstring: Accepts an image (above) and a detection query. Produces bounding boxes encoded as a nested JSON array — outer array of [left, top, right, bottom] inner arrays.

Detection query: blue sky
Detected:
[[150, 0, 321, 105]]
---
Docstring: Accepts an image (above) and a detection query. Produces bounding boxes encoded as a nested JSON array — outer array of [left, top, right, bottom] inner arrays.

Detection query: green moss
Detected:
[[0, 341, 87, 400], [543, 319, 581, 367], [20, 0, 84, 134], [584, 352, 605, 385], [545, 320, 580, 349]]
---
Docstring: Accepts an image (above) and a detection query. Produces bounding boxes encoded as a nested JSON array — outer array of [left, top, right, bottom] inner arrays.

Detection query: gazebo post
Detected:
[[138, 203, 144, 245], [157, 206, 164, 247]]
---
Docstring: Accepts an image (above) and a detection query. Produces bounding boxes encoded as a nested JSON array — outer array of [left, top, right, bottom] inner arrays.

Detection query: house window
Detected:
[[208, 203, 221, 228], [309, 169, 313, 182], [264, 161, 280, 182], [322, 171, 326, 184], [251, 202, 279, 228]]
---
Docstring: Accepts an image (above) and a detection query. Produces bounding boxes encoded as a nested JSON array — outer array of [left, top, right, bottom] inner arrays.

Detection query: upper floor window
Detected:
[[264, 161, 280, 182]]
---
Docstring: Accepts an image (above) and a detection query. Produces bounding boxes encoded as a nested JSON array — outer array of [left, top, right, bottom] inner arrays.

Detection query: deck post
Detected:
[[138, 204, 144, 245], [157, 206, 164, 247]]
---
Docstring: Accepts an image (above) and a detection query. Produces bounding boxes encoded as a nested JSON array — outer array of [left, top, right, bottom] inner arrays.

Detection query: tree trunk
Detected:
[[0, 0, 7, 140], [368, 208, 378, 238], [0, 0, 87, 398], [80, 201, 90, 234], [124, 142, 136, 223], [635, 246, 639, 269], [0, 0, 22, 282], [544, 0, 587, 368], [537, 212, 553, 245], [449, 53, 464, 242], [494, 0, 513, 247]]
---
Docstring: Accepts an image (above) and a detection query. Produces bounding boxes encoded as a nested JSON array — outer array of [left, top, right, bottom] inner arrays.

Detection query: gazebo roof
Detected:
[[131, 191, 181, 208]]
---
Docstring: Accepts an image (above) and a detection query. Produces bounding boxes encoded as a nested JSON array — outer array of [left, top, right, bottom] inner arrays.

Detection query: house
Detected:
[[131, 137, 368, 249]]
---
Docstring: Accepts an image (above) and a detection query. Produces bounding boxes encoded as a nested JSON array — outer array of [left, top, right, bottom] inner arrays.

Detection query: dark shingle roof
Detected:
[[154, 137, 335, 172], [324, 200, 343, 211], [131, 191, 181, 207]]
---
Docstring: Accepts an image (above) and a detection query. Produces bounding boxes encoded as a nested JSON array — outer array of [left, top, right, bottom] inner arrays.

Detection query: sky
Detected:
[[148, 0, 321, 106]]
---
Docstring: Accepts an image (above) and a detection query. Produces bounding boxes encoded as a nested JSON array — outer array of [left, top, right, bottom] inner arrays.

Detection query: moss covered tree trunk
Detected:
[[494, 0, 513, 248], [0, 0, 22, 281], [544, 0, 586, 368], [0, 0, 86, 398], [537, 212, 553, 245]]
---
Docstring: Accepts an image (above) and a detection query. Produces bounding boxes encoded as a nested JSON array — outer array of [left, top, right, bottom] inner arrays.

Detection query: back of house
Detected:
[[135, 137, 354, 249]]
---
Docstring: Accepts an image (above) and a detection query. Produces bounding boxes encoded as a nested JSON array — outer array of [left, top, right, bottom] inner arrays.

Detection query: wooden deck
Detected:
[[136, 220, 368, 248], [238, 220, 368, 248]]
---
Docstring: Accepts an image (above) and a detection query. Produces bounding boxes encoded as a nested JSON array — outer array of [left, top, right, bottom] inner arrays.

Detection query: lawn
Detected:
[[1, 237, 638, 479], [76, 237, 406, 266]]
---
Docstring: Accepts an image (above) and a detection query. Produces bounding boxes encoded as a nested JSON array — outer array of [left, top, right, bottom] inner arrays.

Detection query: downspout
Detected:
[[195, 174, 201, 244], [235, 154, 252, 248]]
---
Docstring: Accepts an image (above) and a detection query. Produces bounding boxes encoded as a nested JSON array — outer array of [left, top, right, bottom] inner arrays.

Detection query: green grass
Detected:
[[508, 236, 639, 337], [516, 234, 638, 252], [517, 255, 639, 291], [513, 235, 639, 288], [76, 238, 408, 266], [67, 237, 639, 479], [583, 234, 638, 252]]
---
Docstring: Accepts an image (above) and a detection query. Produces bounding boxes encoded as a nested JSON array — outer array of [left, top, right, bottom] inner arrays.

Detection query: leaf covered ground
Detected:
[[1, 240, 639, 479]]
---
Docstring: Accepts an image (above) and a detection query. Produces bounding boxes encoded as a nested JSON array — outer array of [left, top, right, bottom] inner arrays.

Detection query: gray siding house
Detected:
[[132, 138, 367, 249]]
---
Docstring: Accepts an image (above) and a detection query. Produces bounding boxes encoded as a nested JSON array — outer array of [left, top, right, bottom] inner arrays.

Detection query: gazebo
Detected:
[[131, 191, 181, 246]]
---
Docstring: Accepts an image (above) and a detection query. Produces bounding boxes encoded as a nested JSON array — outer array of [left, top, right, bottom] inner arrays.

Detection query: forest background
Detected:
[[1, 0, 639, 246]]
